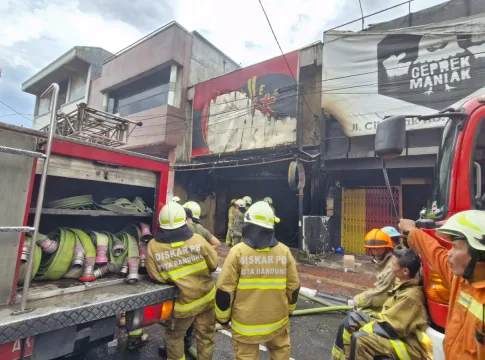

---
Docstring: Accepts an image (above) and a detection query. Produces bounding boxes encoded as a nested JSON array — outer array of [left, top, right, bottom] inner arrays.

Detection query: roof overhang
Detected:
[[22, 47, 90, 95]]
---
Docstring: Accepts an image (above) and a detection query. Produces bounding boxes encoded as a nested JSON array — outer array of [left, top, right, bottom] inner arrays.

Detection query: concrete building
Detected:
[[22, 46, 112, 129], [22, 21, 239, 160], [87, 22, 239, 158], [320, 0, 485, 254], [173, 42, 322, 244]]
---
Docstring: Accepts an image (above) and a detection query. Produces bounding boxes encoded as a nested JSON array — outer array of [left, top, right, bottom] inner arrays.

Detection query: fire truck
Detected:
[[375, 95, 485, 359], [0, 84, 177, 359]]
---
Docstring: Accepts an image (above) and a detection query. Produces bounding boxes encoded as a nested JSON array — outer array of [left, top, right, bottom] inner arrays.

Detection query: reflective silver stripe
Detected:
[[162, 260, 208, 281], [390, 339, 411, 360], [174, 286, 215, 313], [331, 345, 346, 360], [237, 278, 286, 290], [215, 305, 231, 320], [458, 291, 484, 322], [231, 316, 288, 336]]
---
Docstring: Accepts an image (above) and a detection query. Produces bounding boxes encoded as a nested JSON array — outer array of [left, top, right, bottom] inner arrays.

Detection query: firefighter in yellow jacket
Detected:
[[184, 201, 221, 250], [331, 246, 431, 360], [146, 201, 218, 360], [226, 199, 237, 246], [216, 201, 300, 360], [349, 228, 396, 315]]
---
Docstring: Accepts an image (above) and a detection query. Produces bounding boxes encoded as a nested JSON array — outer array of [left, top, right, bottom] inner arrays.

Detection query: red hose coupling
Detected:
[[36, 234, 59, 254], [79, 257, 96, 282], [140, 223, 152, 243], [126, 257, 140, 284], [139, 242, 147, 268]]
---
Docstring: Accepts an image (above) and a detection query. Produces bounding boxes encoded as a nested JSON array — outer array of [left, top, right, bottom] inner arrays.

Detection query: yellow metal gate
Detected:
[[341, 187, 400, 254]]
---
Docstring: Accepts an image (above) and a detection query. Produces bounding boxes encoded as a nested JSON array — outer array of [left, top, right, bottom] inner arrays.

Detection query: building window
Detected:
[[108, 68, 170, 116], [38, 95, 51, 116], [70, 72, 87, 102], [56, 79, 69, 110]]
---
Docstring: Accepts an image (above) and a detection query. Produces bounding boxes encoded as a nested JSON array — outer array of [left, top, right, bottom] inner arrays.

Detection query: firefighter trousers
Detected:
[[331, 311, 372, 360], [231, 325, 291, 360], [225, 231, 232, 245], [165, 306, 216, 360], [348, 332, 404, 360]]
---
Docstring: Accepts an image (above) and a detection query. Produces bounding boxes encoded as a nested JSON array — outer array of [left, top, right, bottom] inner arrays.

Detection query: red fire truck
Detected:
[[375, 95, 485, 359], [0, 87, 177, 359]]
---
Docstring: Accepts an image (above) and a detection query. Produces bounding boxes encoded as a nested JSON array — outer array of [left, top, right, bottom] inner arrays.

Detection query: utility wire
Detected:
[[258, 0, 318, 119], [0, 100, 33, 122]]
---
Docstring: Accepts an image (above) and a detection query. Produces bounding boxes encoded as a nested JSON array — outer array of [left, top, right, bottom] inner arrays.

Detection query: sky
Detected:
[[0, 0, 446, 127]]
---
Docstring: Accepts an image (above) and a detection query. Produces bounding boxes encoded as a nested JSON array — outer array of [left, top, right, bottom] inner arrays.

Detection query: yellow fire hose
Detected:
[[18, 237, 42, 285]]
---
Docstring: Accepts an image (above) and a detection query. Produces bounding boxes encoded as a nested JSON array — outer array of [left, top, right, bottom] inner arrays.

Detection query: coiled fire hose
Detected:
[[69, 229, 97, 282], [47, 195, 152, 215], [18, 236, 42, 285], [35, 228, 76, 281]]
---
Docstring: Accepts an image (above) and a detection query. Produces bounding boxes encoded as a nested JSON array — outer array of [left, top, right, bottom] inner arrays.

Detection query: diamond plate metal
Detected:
[[0, 284, 178, 344]]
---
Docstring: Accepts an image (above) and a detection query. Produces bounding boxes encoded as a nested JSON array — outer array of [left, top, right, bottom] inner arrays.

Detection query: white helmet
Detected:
[[438, 210, 485, 251], [159, 202, 187, 230], [243, 196, 252, 206], [235, 199, 246, 208], [183, 201, 201, 220], [263, 197, 273, 205], [244, 201, 280, 229], [172, 196, 181, 202]]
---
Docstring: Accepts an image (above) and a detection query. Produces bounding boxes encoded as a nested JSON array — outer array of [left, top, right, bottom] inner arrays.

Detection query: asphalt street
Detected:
[[76, 297, 345, 360]]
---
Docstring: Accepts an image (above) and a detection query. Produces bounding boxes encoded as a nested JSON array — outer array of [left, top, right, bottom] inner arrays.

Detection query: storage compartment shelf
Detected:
[[29, 208, 153, 217]]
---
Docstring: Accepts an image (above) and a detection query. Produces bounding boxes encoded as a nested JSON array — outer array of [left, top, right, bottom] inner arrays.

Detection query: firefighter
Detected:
[[243, 196, 252, 207], [215, 201, 300, 360], [332, 246, 430, 360], [348, 229, 396, 314], [230, 199, 247, 246], [146, 201, 218, 360], [226, 199, 237, 246], [381, 226, 402, 246], [399, 210, 485, 360], [182, 201, 202, 223], [184, 207, 221, 250], [264, 197, 275, 213]]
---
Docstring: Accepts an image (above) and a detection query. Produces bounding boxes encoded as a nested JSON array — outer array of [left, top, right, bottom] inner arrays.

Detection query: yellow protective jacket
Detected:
[[361, 278, 430, 359], [146, 226, 218, 318], [353, 251, 396, 312], [187, 223, 213, 243], [227, 205, 236, 231], [215, 242, 300, 344]]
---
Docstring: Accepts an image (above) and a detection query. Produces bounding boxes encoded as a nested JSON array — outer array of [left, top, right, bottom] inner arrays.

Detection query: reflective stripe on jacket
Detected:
[[215, 242, 300, 344], [353, 251, 396, 311], [146, 233, 218, 318], [409, 229, 485, 360], [371, 278, 429, 359]]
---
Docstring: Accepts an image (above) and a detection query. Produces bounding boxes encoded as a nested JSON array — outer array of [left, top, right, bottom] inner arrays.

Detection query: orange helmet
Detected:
[[364, 229, 394, 249]]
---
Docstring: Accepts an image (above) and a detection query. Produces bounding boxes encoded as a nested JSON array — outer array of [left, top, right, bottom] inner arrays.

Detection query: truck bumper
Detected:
[[0, 280, 177, 345], [426, 326, 445, 360]]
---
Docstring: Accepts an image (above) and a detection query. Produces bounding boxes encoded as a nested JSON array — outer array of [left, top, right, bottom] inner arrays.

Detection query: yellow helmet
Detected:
[[438, 210, 485, 251], [244, 201, 280, 229], [159, 202, 186, 230], [183, 201, 201, 220], [172, 196, 181, 202], [231, 199, 237, 204]]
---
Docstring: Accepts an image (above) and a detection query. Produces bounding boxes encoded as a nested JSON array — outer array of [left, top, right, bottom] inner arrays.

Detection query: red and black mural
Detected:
[[192, 51, 299, 157]]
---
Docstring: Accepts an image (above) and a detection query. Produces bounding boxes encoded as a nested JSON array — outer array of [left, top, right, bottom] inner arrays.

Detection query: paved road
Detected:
[[78, 297, 345, 360]]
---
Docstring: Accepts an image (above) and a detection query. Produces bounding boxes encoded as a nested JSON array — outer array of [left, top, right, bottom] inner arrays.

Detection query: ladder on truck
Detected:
[[0, 83, 59, 314]]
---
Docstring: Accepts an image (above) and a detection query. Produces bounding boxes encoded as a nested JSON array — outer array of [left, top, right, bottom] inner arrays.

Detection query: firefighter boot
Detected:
[[127, 328, 148, 351]]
